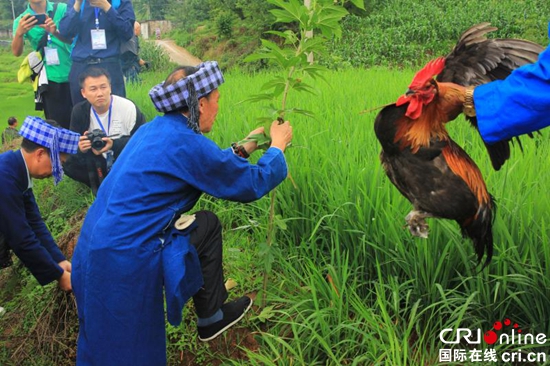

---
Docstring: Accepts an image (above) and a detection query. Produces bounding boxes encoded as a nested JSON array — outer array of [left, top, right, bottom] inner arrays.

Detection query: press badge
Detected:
[[91, 29, 107, 50], [44, 47, 60, 65]]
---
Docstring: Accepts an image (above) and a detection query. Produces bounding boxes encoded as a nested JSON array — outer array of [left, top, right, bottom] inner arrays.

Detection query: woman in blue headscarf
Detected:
[[72, 62, 293, 365]]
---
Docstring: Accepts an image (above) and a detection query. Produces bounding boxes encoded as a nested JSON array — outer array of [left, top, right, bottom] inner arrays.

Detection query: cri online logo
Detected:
[[440, 318, 546, 345], [484, 319, 519, 345]]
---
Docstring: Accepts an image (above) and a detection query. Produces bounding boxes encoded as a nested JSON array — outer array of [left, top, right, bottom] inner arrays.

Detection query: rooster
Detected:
[[374, 23, 543, 267]]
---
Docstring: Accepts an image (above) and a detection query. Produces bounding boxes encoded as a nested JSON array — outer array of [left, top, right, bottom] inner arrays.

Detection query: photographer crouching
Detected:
[[63, 67, 146, 195]]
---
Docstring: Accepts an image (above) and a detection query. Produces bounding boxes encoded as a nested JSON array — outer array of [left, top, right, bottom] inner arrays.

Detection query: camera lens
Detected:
[[92, 139, 106, 150], [89, 129, 107, 150], [91, 136, 106, 149]]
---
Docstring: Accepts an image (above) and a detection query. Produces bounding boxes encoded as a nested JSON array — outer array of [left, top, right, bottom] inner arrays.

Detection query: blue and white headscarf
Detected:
[[19, 116, 80, 185], [148, 61, 225, 133]]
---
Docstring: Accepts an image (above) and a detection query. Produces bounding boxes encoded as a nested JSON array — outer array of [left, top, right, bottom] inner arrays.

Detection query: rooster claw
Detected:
[[405, 210, 432, 239]]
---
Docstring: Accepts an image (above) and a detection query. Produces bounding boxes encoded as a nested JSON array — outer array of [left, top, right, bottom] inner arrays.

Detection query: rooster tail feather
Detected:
[[460, 196, 496, 268]]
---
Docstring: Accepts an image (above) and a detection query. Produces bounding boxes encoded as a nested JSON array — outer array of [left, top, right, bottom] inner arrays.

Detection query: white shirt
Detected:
[[89, 95, 137, 138]]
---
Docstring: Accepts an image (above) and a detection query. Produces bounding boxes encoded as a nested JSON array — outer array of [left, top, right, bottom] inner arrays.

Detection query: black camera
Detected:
[[88, 129, 107, 150]]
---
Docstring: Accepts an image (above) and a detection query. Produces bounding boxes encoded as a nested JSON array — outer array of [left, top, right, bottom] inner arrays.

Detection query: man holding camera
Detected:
[[63, 67, 145, 194], [58, 0, 135, 105]]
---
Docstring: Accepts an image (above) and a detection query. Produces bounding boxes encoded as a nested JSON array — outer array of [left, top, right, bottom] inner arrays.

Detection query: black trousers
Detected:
[[189, 210, 228, 318], [42, 81, 73, 130], [63, 152, 107, 195]]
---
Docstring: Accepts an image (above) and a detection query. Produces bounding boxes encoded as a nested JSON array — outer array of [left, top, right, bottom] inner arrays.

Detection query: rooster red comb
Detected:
[[408, 57, 446, 89]]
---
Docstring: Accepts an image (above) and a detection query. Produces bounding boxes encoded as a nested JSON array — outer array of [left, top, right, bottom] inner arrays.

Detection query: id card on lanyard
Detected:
[[91, 8, 107, 50], [92, 97, 114, 170], [44, 35, 60, 65]]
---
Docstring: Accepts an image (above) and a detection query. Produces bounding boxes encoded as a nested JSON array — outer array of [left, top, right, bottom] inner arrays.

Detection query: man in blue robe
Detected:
[[0, 117, 80, 290], [72, 61, 293, 365]]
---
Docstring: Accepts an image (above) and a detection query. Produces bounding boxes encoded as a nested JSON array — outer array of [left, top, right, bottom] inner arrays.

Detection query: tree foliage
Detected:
[[0, 0, 26, 26], [131, 0, 170, 21]]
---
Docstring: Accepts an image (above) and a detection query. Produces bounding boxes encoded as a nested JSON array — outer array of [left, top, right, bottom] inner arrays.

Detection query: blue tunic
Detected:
[[475, 22, 550, 144], [0, 151, 65, 284], [72, 113, 288, 365]]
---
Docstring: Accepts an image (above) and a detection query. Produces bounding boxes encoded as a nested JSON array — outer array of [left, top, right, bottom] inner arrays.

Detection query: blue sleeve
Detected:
[[0, 181, 64, 285], [58, 0, 80, 39], [474, 26, 550, 144], [25, 191, 67, 264], [167, 136, 288, 203], [104, 0, 135, 42], [59, 0, 135, 59]]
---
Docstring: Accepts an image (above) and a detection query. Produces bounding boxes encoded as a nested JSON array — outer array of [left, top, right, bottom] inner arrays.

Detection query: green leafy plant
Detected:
[[216, 12, 234, 39], [242, 0, 364, 307]]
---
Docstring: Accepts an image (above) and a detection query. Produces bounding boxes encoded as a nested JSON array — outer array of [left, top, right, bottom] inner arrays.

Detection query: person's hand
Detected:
[[15, 14, 37, 38], [74, 0, 83, 12], [40, 16, 57, 35], [78, 133, 92, 153], [91, 137, 114, 155], [241, 126, 265, 154], [89, 0, 111, 12], [58, 260, 72, 273], [58, 270, 72, 292], [269, 120, 293, 152]]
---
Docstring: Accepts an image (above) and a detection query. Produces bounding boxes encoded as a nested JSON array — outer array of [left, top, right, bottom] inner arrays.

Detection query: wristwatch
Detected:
[[463, 86, 476, 117]]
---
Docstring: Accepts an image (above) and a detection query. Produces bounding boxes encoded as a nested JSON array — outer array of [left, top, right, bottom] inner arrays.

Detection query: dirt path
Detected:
[[155, 40, 202, 66]]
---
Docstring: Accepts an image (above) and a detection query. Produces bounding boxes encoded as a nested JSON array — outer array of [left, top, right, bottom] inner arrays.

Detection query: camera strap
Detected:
[[92, 96, 113, 135], [86, 152, 105, 197]]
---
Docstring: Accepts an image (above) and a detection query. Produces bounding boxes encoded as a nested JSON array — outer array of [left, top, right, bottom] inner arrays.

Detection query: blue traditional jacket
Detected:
[[475, 22, 550, 144], [0, 150, 65, 284], [72, 112, 287, 365]]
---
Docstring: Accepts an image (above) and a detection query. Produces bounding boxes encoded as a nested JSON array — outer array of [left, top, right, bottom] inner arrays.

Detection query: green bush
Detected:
[[139, 40, 173, 73], [216, 12, 234, 39]]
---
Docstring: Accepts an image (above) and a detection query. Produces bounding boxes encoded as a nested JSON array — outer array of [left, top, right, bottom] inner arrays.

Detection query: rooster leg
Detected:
[[405, 210, 433, 239]]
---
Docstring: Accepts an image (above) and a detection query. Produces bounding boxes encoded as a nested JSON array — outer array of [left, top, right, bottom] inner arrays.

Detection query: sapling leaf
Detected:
[[268, 0, 304, 24], [265, 30, 298, 45], [240, 133, 272, 150], [274, 214, 288, 231], [258, 242, 276, 273], [253, 305, 276, 323], [240, 94, 276, 104], [349, 0, 366, 10], [290, 108, 316, 118]]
